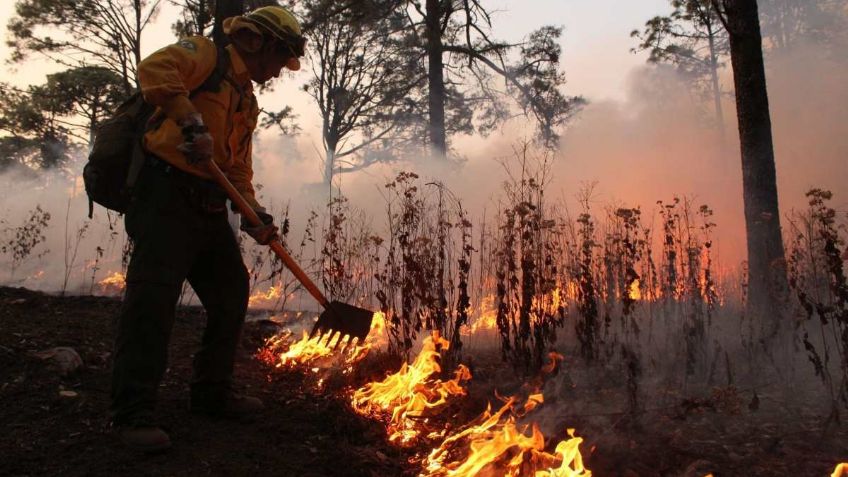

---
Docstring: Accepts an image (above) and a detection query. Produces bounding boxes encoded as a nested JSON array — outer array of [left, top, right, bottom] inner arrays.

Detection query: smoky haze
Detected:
[[0, 35, 846, 296]]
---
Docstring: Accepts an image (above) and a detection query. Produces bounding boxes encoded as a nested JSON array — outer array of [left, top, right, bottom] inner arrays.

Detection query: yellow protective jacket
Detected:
[[138, 36, 262, 210]]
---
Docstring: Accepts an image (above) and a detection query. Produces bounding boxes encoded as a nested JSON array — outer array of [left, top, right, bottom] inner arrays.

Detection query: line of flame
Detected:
[[352, 332, 472, 445], [421, 395, 590, 477], [248, 285, 285, 308], [97, 271, 126, 294], [258, 311, 388, 370]]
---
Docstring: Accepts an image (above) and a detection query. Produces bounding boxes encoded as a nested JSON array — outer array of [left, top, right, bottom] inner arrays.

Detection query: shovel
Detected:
[[205, 160, 374, 349]]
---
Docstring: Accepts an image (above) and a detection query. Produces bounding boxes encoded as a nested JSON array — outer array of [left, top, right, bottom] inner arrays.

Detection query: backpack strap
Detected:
[[125, 45, 231, 196], [192, 45, 231, 97]]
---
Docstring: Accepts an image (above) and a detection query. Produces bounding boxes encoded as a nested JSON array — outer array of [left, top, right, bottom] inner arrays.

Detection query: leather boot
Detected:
[[116, 425, 171, 453], [191, 391, 264, 418]]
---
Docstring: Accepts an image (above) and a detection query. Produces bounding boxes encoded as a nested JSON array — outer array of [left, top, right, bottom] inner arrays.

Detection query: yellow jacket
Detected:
[[138, 36, 262, 210]]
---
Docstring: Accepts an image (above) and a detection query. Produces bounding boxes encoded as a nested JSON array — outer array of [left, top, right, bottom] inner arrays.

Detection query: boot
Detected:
[[116, 424, 171, 453], [191, 391, 264, 418]]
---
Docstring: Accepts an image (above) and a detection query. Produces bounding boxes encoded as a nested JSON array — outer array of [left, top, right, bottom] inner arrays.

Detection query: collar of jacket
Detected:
[[225, 44, 252, 87]]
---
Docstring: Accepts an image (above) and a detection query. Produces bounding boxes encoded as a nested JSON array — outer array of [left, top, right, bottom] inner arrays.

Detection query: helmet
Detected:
[[224, 6, 306, 66]]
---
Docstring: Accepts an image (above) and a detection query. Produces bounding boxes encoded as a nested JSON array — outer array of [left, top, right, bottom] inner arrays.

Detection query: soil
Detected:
[[1, 285, 846, 477], [0, 286, 410, 477]]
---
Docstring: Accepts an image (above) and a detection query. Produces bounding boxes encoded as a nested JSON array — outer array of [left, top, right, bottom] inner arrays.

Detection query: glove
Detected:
[[241, 209, 280, 245], [176, 113, 214, 164]]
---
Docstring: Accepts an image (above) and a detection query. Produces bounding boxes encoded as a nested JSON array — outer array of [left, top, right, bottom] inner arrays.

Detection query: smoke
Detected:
[[0, 155, 122, 293], [2, 32, 846, 297]]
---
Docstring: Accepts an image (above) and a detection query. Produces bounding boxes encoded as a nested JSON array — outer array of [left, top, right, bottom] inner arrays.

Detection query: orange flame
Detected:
[[98, 271, 126, 294], [248, 285, 285, 308], [271, 330, 366, 368], [464, 295, 498, 335], [628, 279, 642, 301], [352, 332, 471, 445], [422, 395, 590, 476], [833, 463, 848, 477], [258, 311, 387, 370], [367, 310, 389, 348], [464, 286, 567, 337]]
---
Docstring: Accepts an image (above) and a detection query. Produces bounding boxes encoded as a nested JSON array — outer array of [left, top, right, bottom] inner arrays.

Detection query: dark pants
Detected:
[[110, 158, 249, 425]]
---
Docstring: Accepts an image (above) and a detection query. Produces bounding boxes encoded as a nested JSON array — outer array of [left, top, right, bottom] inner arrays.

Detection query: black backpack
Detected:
[[83, 45, 231, 218]]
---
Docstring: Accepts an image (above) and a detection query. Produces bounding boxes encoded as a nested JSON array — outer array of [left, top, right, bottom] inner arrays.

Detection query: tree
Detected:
[[712, 0, 787, 333], [0, 67, 122, 169], [632, 0, 729, 131], [45, 67, 127, 144], [211, 0, 279, 46], [170, 0, 215, 37], [212, 0, 244, 46], [304, 3, 422, 184], [0, 83, 73, 170], [399, 0, 582, 157], [7, 0, 163, 95], [758, 0, 848, 51]]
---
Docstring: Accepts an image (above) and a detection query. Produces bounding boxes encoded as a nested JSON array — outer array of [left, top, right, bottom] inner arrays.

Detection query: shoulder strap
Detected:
[[113, 44, 233, 219], [191, 45, 231, 97], [143, 45, 230, 136]]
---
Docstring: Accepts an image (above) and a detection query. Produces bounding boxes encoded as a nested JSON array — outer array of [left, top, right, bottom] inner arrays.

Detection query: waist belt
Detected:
[[146, 155, 228, 214]]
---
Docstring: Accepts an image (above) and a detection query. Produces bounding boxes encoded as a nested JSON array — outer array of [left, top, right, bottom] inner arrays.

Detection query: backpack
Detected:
[[83, 45, 231, 218]]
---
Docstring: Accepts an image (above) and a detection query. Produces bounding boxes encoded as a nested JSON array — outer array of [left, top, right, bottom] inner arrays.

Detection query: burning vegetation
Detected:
[[5, 146, 848, 474], [421, 395, 589, 477], [1, 0, 847, 473], [241, 154, 848, 475]]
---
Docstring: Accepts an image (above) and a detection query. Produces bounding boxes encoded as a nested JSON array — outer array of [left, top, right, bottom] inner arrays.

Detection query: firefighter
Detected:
[[110, 6, 306, 452]]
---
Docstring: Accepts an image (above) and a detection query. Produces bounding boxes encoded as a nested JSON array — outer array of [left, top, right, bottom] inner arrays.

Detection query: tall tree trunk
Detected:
[[425, 0, 447, 158], [197, 0, 213, 36], [89, 104, 98, 146], [724, 0, 787, 334], [706, 25, 726, 136], [324, 129, 338, 185], [324, 149, 336, 185], [134, 0, 143, 91], [214, 0, 245, 47]]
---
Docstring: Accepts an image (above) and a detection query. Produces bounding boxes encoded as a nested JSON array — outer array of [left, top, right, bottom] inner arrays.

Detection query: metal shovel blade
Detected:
[[310, 301, 374, 346]]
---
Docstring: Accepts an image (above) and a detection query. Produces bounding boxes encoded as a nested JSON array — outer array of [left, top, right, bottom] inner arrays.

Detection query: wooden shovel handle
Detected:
[[205, 160, 330, 309]]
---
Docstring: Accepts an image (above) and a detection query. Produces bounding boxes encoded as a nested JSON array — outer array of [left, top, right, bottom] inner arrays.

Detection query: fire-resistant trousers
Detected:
[[110, 159, 249, 425]]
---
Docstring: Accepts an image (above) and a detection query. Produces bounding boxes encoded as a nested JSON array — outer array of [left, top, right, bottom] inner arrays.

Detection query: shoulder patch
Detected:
[[177, 39, 198, 52]]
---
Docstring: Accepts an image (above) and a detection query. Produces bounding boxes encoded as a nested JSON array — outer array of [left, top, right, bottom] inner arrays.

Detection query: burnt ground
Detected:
[[1, 285, 847, 477], [0, 286, 410, 477]]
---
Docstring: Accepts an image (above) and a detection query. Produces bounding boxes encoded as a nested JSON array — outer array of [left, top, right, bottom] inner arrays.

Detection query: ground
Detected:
[[0, 286, 409, 477], [1, 286, 846, 477]]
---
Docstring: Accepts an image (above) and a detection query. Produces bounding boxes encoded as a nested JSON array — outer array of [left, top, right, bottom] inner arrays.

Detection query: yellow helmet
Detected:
[[245, 6, 303, 46], [224, 6, 306, 58]]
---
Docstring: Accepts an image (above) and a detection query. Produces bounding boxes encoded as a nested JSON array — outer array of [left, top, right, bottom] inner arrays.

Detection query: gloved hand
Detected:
[[241, 209, 280, 245], [176, 113, 214, 164]]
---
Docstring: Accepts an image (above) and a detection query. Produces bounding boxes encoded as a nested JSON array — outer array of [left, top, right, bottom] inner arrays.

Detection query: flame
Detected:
[[833, 463, 848, 477], [628, 279, 642, 301], [422, 395, 590, 477], [259, 311, 386, 369], [366, 311, 389, 348], [465, 294, 498, 335], [531, 286, 564, 323], [98, 271, 126, 294], [352, 332, 472, 445], [565, 281, 580, 301], [464, 286, 566, 337], [248, 284, 285, 308], [261, 329, 370, 369]]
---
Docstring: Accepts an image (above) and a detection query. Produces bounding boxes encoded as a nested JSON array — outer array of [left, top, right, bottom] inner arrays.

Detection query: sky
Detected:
[[0, 1, 671, 102]]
